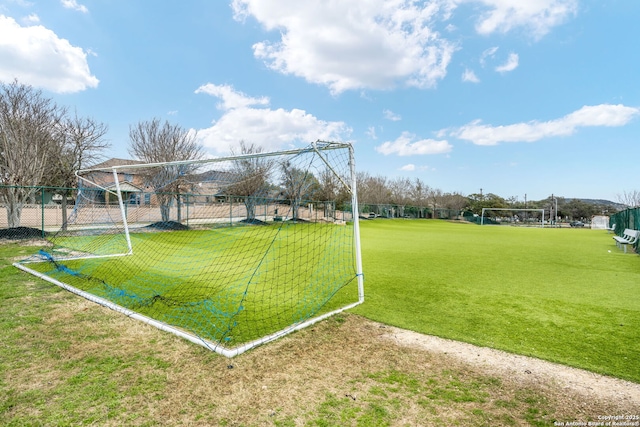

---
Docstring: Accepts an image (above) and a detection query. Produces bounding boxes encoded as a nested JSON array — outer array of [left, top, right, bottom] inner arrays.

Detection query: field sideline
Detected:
[[354, 219, 640, 383]]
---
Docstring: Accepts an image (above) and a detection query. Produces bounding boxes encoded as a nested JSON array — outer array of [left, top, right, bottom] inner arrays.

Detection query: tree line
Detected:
[[354, 175, 615, 221], [0, 80, 623, 229], [0, 80, 109, 227]]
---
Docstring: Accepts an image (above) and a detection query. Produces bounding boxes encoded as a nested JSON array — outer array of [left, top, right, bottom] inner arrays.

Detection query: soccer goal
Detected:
[[480, 208, 545, 227], [15, 140, 364, 357]]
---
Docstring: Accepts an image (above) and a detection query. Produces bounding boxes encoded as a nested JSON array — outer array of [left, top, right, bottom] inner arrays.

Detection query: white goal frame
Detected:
[[480, 208, 545, 227], [15, 140, 364, 357]]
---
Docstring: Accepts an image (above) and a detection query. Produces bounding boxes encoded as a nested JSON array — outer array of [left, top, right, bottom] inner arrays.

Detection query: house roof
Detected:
[[88, 158, 146, 171], [105, 181, 143, 193]]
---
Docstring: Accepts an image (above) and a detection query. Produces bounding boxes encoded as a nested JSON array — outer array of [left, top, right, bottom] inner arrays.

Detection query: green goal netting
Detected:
[[15, 141, 364, 356]]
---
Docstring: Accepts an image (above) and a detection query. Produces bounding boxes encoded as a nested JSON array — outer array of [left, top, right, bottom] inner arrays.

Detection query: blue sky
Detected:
[[1, 0, 639, 202]]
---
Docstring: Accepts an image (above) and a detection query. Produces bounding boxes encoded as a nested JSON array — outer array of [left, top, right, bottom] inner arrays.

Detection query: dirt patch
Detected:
[[383, 325, 640, 410]]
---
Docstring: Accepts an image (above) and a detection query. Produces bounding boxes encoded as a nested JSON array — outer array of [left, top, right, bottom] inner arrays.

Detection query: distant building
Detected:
[[79, 158, 239, 205], [80, 158, 146, 205]]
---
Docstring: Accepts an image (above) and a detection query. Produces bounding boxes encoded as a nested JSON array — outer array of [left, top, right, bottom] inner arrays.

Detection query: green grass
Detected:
[[22, 222, 360, 346], [4, 222, 637, 425], [303, 368, 553, 426], [0, 237, 623, 426], [353, 219, 640, 383], [12, 219, 640, 382], [0, 244, 178, 426]]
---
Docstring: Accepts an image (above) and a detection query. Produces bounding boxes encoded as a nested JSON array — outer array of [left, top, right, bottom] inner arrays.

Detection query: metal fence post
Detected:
[[41, 186, 45, 238]]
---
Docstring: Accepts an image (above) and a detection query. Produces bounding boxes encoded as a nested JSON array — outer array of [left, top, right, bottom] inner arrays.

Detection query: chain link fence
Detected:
[[0, 185, 78, 239], [610, 208, 640, 251], [358, 203, 461, 219], [1, 185, 474, 241], [0, 185, 356, 241]]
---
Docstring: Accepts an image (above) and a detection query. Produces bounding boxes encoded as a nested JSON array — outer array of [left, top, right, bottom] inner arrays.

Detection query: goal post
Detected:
[[15, 140, 364, 357], [480, 208, 545, 227]]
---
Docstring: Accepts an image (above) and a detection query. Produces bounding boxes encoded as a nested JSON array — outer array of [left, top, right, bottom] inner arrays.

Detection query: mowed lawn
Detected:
[[3, 221, 640, 426], [28, 223, 359, 346], [353, 219, 640, 383]]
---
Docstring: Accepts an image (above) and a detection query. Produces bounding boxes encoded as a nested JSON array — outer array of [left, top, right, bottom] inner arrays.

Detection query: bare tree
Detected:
[[316, 167, 339, 202], [280, 162, 320, 220], [316, 167, 349, 217], [617, 190, 640, 208], [46, 113, 110, 229], [226, 141, 274, 222], [427, 187, 443, 218], [388, 177, 411, 217], [355, 172, 372, 206], [366, 175, 390, 206], [129, 118, 203, 222], [0, 80, 66, 227], [356, 172, 391, 215], [409, 178, 430, 218], [441, 192, 467, 219]]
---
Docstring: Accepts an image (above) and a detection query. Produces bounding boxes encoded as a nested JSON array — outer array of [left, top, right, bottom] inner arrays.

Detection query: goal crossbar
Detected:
[[76, 140, 351, 174]]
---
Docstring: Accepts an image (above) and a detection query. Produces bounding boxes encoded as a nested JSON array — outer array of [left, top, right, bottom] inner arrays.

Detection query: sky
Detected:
[[1, 0, 639, 202]]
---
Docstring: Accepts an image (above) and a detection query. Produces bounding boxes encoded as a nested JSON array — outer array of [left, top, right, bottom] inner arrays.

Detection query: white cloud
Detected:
[[478, 47, 518, 74], [195, 83, 351, 154], [229, 1, 576, 95], [383, 109, 401, 121], [375, 131, 452, 156], [400, 163, 434, 171], [366, 126, 378, 140], [447, 104, 640, 146], [23, 13, 39, 24], [495, 52, 519, 73], [195, 83, 269, 110], [232, 0, 457, 94], [0, 15, 98, 93], [471, 0, 578, 39], [462, 68, 479, 83], [61, 0, 88, 13], [479, 46, 498, 67], [566, 104, 640, 127]]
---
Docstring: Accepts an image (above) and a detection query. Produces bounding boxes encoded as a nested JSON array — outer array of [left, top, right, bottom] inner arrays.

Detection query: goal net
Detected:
[[480, 208, 545, 227], [15, 141, 364, 357]]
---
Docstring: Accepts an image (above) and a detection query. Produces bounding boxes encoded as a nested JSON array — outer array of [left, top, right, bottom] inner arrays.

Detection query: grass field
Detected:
[[22, 222, 360, 347], [353, 219, 640, 383], [2, 219, 639, 425]]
